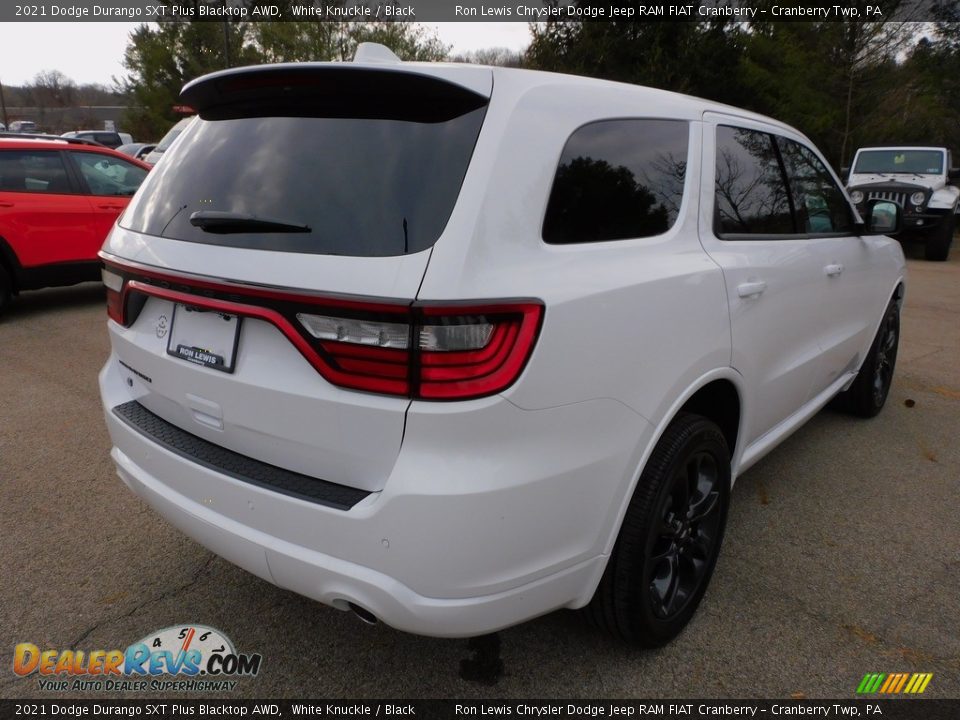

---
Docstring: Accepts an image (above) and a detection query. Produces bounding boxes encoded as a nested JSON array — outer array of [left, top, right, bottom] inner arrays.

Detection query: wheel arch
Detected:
[[892, 279, 905, 305], [0, 235, 22, 294], [678, 379, 741, 464], [578, 368, 743, 614], [593, 368, 745, 565]]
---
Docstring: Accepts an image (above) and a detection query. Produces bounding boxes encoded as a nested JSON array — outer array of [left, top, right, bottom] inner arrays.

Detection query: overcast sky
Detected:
[[0, 22, 532, 88]]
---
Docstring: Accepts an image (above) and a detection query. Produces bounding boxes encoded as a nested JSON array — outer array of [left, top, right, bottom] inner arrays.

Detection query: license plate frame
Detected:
[[166, 304, 242, 374]]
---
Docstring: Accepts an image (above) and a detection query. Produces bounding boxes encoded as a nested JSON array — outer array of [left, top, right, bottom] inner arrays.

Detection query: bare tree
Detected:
[[28, 70, 77, 110]]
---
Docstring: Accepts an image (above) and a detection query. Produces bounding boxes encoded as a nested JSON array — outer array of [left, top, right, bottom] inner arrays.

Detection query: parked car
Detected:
[[0, 137, 150, 314], [61, 130, 124, 149], [846, 146, 959, 261], [142, 117, 193, 165], [116, 143, 156, 161], [99, 45, 905, 647], [9, 120, 37, 133]]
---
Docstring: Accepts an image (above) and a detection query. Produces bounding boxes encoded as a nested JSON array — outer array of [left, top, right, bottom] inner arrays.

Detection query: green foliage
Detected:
[[527, 16, 747, 104], [251, 19, 447, 63], [118, 10, 256, 141], [524, 6, 960, 168]]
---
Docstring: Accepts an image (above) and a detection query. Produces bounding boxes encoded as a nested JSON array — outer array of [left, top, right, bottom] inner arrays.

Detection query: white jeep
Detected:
[[846, 146, 960, 261]]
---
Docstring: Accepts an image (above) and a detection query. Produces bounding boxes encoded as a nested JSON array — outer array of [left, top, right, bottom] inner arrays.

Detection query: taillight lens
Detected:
[[102, 268, 125, 323], [297, 313, 410, 349], [295, 303, 542, 400], [102, 259, 542, 401], [417, 305, 542, 399], [297, 311, 412, 396]]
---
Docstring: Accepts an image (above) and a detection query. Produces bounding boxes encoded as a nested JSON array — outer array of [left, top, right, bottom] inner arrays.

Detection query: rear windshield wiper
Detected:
[[189, 210, 311, 234]]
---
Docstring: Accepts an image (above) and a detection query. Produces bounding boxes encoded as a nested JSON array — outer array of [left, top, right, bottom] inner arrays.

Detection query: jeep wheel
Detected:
[[586, 413, 730, 647], [841, 296, 900, 418], [925, 213, 954, 262]]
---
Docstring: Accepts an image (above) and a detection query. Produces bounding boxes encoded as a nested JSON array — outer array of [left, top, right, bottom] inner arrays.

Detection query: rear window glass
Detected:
[[543, 119, 689, 244], [121, 109, 486, 256]]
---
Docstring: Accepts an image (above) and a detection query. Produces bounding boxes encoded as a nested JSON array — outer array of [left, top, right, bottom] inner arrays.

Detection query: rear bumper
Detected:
[[101, 356, 650, 637]]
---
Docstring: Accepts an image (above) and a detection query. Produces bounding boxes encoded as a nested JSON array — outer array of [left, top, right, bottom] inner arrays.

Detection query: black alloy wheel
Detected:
[[586, 412, 730, 647], [872, 309, 899, 409], [647, 449, 724, 620], [842, 295, 900, 418]]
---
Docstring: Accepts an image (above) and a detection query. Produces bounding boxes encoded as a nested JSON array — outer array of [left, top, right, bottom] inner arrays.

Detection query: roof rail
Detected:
[[0, 132, 106, 147]]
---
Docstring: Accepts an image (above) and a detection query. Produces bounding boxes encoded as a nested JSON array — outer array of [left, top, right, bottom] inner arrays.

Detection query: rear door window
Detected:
[[776, 138, 852, 235], [714, 126, 794, 236], [542, 119, 689, 244], [70, 151, 148, 197], [121, 107, 486, 257], [0, 150, 72, 194]]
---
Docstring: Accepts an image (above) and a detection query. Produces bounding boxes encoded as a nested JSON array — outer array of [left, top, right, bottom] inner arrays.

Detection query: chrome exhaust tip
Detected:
[[347, 602, 378, 625]]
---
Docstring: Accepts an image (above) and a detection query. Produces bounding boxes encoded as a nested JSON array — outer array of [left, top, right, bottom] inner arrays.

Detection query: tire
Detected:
[[0, 266, 11, 317], [840, 296, 900, 418], [924, 213, 954, 262], [586, 413, 730, 647]]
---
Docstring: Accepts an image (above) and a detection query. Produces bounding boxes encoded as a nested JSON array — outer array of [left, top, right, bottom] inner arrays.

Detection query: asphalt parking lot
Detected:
[[1, 247, 958, 700]]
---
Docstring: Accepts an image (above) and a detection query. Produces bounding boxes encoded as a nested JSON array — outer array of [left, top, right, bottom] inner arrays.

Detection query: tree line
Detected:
[[11, 1, 960, 170], [2, 71, 123, 115], [525, 1, 960, 167]]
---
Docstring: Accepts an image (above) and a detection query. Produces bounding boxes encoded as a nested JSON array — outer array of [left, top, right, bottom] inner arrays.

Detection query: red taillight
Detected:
[[416, 304, 542, 399], [298, 303, 542, 400], [101, 259, 543, 401], [101, 268, 125, 324]]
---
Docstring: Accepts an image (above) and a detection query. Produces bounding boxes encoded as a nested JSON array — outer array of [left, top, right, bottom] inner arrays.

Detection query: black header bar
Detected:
[[1, 0, 947, 23], [2, 699, 959, 720]]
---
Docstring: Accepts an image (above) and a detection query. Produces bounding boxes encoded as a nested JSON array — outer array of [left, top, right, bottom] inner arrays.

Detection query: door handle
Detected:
[[737, 281, 767, 298], [824, 263, 845, 277], [0, 202, 13, 207], [98, 203, 125, 210]]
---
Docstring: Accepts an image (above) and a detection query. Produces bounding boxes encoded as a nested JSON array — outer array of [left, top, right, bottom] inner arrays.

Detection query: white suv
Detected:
[[99, 45, 906, 647]]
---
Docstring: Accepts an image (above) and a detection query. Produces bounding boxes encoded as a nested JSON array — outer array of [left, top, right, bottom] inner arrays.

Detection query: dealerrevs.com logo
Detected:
[[13, 625, 262, 693]]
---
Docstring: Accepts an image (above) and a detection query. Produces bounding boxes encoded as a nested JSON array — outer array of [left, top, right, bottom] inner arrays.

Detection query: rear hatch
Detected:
[[102, 61, 492, 493]]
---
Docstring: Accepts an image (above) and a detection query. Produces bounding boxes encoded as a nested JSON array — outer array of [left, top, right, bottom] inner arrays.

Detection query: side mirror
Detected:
[[841, 166, 850, 178], [948, 168, 960, 184], [863, 199, 901, 235]]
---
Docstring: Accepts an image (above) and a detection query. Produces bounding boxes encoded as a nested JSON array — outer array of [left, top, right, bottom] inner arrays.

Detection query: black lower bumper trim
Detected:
[[112, 400, 371, 510]]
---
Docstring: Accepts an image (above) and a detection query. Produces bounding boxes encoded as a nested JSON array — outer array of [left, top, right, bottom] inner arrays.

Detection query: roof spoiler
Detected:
[[179, 51, 491, 124]]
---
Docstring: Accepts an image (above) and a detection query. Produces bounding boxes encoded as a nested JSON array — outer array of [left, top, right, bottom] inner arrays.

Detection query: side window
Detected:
[[543, 119, 689, 244], [777, 138, 852, 234], [714, 126, 794, 236], [71, 152, 148, 197], [94, 133, 121, 147], [0, 151, 71, 194]]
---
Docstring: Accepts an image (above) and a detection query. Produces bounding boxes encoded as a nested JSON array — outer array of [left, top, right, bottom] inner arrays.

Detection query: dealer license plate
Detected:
[[166, 304, 242, 373]]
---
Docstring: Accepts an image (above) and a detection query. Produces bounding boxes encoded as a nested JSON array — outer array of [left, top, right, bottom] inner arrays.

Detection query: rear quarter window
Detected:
[[542, 119, 689, 244]]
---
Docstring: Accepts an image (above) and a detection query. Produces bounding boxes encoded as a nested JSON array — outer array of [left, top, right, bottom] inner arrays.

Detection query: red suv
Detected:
[[0, 137, 150, 314]]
